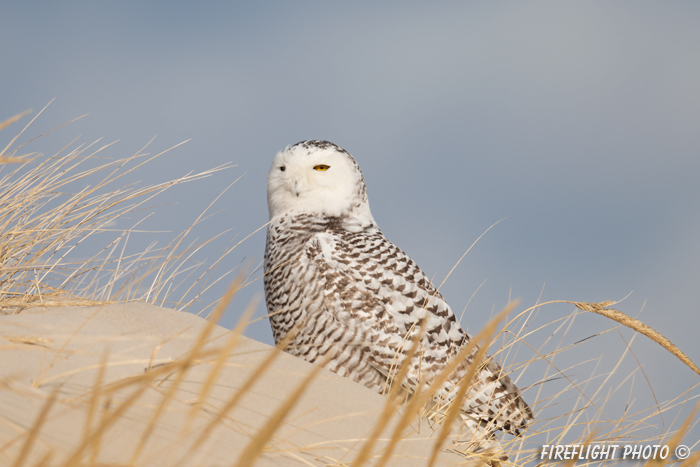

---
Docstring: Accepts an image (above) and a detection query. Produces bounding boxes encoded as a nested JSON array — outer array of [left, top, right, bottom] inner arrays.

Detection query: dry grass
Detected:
[[1, 109, 698, 466], [483, 299, 700, 466], [0, 107, 237, 314]]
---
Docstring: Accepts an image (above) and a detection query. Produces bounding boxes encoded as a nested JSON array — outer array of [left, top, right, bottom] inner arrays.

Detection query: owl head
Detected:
[[267, 140, 374, 221]]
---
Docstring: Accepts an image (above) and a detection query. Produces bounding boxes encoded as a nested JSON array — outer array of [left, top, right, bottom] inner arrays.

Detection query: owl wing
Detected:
[[306, 229, 533, 434]]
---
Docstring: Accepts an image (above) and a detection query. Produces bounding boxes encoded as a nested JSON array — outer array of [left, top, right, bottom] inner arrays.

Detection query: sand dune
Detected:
[[0, 303, 476, 466]]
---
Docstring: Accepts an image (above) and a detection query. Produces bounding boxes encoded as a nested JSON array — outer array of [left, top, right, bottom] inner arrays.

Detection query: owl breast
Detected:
[[265, 212, 389, 390]]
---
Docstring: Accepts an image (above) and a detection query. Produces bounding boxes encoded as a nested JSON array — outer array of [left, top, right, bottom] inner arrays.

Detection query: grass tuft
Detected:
[[0, 108, 237, 314]]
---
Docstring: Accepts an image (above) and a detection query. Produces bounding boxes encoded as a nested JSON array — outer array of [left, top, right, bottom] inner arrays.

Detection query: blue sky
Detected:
[[3, 1, 699, 453]]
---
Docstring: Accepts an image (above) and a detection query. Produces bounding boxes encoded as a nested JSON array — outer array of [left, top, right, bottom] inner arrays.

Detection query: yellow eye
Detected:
[[313, 164, 330, 171]]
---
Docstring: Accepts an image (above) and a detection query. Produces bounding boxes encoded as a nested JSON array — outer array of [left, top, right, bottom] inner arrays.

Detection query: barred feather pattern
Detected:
[[264, 140, 533, 446]]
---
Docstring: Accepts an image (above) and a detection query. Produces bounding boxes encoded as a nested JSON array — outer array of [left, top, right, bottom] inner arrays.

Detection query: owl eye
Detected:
[[313, 165, 330, 171], [280, 166, 286, 172]]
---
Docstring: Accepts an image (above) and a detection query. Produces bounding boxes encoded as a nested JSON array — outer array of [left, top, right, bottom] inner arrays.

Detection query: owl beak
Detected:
[[292, 178, 302, 198]]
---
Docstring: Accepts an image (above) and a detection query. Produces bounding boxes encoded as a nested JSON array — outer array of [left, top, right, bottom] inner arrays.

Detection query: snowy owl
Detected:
[[264, 140, 533, 462]]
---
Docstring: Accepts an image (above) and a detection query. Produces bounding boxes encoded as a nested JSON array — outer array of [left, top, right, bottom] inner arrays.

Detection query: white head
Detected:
[[267, 140, 374, 221]]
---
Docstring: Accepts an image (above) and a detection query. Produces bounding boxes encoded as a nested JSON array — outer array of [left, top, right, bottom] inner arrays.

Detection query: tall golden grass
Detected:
[[0, 106, 237, 315], [1, 109, 698, 466]]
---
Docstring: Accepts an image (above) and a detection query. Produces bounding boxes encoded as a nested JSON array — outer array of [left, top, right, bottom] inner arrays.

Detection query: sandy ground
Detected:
[[0, 303, 478, 466]]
